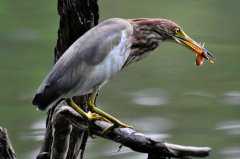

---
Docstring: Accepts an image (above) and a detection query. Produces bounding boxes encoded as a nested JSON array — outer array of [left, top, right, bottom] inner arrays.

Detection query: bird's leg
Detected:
[[66, 98, 112, 138], [87, 92, 132, 131], [66, 98, 108, 122]]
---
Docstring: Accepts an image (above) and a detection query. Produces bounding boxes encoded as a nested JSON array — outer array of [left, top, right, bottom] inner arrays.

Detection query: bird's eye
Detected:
[[175, 28, 181, 34]]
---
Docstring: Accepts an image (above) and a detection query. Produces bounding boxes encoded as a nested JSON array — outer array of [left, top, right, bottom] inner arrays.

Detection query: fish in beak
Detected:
[[173, 29, 215, 66]]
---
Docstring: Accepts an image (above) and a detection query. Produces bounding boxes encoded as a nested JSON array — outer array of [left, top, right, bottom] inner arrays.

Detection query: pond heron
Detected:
[[32, 18, 215, 129]]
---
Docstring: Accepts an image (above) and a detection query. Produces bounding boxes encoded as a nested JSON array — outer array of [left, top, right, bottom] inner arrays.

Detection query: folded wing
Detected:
[[32, 18, 133, 110]]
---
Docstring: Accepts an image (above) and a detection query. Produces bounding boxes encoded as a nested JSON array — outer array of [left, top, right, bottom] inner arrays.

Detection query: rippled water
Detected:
[[0, 1, 239, 159], [131, 88, 169, 106], [223, 91, 240, 105], [216, 120, 240, 135], [221, 147, 240, 159]]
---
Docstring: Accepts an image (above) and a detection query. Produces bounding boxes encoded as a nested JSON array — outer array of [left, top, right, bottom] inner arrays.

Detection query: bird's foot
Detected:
[[86, 93, 133, 135], [66, 98, 111, 122], [86, 107, 133, 135], [101, 123, 133, 136], [67, 98, 134, 136], [85, 111, 111, 123], [67, 98, 115, 137], [87, 104, 133, 133], [85, 112, 111, 139]]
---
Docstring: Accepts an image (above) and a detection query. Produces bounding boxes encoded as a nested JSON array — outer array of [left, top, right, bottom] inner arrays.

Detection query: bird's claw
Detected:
[[101, 123, 133, 136], [86, 111, 111, 123]]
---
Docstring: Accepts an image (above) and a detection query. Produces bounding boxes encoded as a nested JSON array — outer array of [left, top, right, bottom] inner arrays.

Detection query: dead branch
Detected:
[[0, 127, 16, 159], [37, 0, 99, 158], [42, 101, 211, 159]]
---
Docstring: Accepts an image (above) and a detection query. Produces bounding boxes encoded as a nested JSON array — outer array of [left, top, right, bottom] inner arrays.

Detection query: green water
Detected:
[[0, 0, 239, 159]]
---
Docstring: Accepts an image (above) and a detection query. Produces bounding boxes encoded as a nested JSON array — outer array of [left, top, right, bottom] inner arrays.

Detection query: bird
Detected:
[[32, 18, 215, 129]]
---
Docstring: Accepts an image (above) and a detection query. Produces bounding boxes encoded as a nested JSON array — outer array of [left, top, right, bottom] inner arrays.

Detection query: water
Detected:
[[0, 0, 239, 159]]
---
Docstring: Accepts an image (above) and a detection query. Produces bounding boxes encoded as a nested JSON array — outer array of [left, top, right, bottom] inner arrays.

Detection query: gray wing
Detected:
[[32, 18, 133, 109]]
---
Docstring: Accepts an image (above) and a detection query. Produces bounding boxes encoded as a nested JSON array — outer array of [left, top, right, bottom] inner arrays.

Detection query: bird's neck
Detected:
[[122, 25, 166, 68], [130, 24, 166, 56]]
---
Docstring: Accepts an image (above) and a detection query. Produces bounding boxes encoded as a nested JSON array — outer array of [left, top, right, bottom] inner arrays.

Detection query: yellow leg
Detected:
[[87, 92, 131, 128], [66, 98, 108, 122]]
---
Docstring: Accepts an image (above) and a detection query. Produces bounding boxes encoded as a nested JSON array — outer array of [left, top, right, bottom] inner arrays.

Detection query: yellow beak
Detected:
[[174, 30, 215, 66]]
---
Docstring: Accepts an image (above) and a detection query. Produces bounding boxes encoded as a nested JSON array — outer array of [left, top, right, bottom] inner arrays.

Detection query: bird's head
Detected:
[[129, 18, 215, 66]]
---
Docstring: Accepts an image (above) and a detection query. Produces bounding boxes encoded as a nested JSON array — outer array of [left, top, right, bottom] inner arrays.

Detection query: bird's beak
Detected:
[[173, 30, 215, 66]]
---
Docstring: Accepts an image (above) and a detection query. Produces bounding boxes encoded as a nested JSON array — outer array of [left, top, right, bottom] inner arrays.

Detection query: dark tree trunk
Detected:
[[0, 128, 16, 159], [54, 0, 99, 62], [37, 0, 99, 159]]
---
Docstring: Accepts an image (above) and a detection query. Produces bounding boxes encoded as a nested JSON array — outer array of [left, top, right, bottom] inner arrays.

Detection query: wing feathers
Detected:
[[32, 18, 133, 109]]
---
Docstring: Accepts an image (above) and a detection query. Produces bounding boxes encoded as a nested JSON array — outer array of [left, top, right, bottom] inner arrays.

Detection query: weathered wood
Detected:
[[49, 102, 211, 159], [37, 0, 99, 158], [52, 1, 99, 158], [54, 0, 99, 62], [0, 127, 16, 159], [1, 119, 210, 159]]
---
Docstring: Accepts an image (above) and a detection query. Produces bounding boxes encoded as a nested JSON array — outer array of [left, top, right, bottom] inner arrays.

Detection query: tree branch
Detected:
[[0, 127, 16, 159], [49, 101, 211, 159]]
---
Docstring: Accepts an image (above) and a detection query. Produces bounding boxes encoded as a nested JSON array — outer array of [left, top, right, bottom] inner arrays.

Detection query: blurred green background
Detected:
[[0, 0, 239, 159]]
